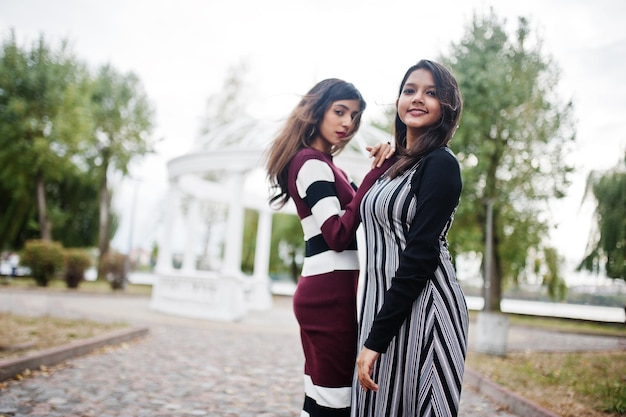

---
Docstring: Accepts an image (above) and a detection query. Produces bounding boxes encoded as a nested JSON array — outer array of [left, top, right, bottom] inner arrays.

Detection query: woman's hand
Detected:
[[356, 347, 380, 392], [366, 141, 395, 168]]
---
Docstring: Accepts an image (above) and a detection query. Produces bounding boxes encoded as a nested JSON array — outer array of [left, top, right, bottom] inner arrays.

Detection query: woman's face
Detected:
[[311, 99, 361, 154], [396, 68, 441, 146]]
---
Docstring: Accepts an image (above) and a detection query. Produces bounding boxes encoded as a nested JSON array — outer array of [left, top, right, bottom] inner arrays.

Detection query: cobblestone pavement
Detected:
[[0, 290, 622, 417]]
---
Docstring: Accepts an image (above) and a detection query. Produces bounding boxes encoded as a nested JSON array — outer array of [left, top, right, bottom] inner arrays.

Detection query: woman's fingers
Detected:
[[367, 142, 395, 168], [356, 348, 380, 391], [385, 141, 396, 159]]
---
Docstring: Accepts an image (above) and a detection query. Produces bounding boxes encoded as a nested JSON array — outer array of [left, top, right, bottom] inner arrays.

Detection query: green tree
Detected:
[[49, 171, 101, 248], [441, 11, 576, 310], [241, 209, 258, 274], [0, 30, 93, 244], [87, 64, 156, 276], [269, 213, 304, 282], [578, 152, 626, 281]]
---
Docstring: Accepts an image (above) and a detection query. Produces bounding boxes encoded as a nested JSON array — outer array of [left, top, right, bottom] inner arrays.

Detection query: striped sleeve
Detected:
[[295, 158, 359, 251], [294, 153, 395, 252]]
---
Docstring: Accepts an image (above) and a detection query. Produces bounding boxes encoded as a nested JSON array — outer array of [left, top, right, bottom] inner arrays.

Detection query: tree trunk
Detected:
[[36, 174, 52, 241], [489, 251, 503, 312], [290, 249, 299, 283], [97, 168, 111, 280], [483, 198, 502, 312], [482, 260, 501, 311]]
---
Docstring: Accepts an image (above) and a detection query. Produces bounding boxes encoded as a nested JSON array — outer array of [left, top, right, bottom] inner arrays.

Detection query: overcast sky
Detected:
[[1, 0, 625, 282]]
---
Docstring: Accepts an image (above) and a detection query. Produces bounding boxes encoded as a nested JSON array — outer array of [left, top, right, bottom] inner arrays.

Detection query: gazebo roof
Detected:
[[167, 118, 393, 212], [190, 117, 392, 158]]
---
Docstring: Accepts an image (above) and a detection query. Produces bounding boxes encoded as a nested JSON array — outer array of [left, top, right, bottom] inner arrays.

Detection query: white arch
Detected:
[[150, 119, 392, 321]]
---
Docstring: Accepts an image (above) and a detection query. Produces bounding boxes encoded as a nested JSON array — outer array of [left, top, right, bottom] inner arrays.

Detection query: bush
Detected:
[[21, 240, 64, 287], [63, 248, 92, 289], [100, 251, 127, 290]]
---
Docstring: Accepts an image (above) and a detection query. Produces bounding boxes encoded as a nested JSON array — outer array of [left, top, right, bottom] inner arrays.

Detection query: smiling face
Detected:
[[310, 99, 362, 154], [396, 68, 442, 148]]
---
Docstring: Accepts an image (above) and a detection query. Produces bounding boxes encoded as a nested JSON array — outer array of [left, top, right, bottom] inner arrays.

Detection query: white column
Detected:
[[222, 171, 245, 277], [249, 209, 273, 310], [155, 179, 179, 274], [181, 198, 201, 272]]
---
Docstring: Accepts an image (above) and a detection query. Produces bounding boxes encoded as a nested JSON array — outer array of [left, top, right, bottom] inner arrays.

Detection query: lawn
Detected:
[[0, 275, 152, 296], [467, 313, 626, 417], [0, 312, 128, 362], [467, 349, 626, 417]]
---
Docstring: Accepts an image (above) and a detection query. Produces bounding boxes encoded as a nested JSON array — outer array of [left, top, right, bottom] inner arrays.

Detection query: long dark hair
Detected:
[[265, 79, 366, 208], [388, 59, 462, 178]]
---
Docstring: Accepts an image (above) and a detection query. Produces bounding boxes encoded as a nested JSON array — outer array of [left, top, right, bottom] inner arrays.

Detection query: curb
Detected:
[[464, 367, 561, 417], [0, 326, 149, 381]]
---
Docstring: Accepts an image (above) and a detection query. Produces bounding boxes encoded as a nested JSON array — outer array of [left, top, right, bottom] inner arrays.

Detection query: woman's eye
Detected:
[[427, 90, 437, 97], [335, 110, 344, 116], [402, 88, 415, 95]]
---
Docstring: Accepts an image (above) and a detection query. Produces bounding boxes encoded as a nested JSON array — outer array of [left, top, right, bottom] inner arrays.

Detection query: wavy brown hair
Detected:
[[265, 79, 366, 208], [388, 60, 462, 178]]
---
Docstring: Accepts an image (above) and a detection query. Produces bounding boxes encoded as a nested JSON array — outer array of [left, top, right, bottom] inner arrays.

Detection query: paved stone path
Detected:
[[0, 290, 623, 417]]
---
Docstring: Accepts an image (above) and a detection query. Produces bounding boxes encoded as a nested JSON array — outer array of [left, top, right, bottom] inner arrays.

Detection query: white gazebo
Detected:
[[150, 118, 391, 321]]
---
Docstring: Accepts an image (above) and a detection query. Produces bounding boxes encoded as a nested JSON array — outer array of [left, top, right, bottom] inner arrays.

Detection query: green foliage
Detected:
[[63, 248, 92, 289], [539, 246, 567, 301], [88, 64, 156, 176], [270, 213, 304, 282], [21, 239, 64, 286], [48, 170, 101, 248], [88, 64, 156, 269], [0, 30, 154, 260], [441, 10, 575, 309], [0, 30, 94, 244], [578, 152, 626, 281], [241, 209, 258, 274]]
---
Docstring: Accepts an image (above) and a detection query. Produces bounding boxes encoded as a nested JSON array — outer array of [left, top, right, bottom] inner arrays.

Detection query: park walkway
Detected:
[[0, 289, 623, 417]]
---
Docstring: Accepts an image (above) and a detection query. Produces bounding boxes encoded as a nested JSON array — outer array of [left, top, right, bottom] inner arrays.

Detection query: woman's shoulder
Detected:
[[291, 148, 331, 167], [413, 148, 461, 181], [427, 146, 457, 160], [289, 148, 335, 179], [423, 147, 460, 168], [410, 147, 462, 192]]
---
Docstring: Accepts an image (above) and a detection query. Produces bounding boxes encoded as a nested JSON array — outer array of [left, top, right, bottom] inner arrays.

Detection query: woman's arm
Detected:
[[295, 154, 395, 251]]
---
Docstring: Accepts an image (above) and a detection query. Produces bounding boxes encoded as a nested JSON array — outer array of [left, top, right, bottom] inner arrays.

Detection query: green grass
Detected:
[[0, 275, 152, 296], [467, 350, 626, 417], [466, 313, 626, 417], [0, 312, 128, 362]]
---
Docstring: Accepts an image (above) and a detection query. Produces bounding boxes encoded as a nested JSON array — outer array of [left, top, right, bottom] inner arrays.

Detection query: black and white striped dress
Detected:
[[352, 148, 469, 417]]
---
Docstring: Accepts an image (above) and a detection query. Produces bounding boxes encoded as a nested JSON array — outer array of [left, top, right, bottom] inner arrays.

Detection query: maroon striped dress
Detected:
[[288, 148, 390, 417]]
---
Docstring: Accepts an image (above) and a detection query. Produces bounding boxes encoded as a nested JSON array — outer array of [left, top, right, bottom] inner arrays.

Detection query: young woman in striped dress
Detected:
[[266, 79, 394, 417], [353, 60, 469, 417]]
